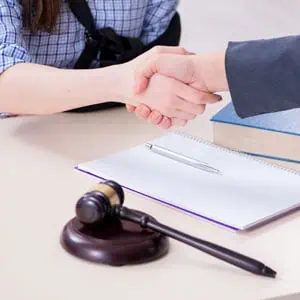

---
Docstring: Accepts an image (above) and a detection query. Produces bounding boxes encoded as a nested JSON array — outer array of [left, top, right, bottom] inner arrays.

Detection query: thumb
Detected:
[[134, 46, 195, 94], [135, 54, 195, 94], [134, 76, 149, 95]]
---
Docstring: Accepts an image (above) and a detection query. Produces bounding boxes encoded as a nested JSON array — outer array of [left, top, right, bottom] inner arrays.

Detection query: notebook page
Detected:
[[76, 132, 300, 230]]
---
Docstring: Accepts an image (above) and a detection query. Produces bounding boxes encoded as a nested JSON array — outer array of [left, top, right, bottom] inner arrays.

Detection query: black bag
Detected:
[[67, 0, 181, 112]]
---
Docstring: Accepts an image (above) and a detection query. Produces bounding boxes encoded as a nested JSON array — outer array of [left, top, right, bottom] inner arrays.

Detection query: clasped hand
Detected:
[[124, 46, 222, 129]]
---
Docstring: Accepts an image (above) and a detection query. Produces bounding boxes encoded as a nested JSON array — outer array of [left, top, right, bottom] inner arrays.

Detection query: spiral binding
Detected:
[[174, 130, 300, 177]]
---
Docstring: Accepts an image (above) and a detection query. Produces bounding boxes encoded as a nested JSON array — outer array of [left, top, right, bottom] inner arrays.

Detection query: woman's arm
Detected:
[[0, 45, 217, 118], [0, 62, 128, 115], [0, 1, 201, 116], [0, 1, 215, 118], [0, 1, 132, 115]]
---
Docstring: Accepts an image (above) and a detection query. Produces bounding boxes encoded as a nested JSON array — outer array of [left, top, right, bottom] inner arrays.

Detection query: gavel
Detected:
[[74, 180, 276, 278]]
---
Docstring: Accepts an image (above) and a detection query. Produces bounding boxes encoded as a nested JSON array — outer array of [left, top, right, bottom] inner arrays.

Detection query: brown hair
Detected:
[[22, 0, 62, 33]]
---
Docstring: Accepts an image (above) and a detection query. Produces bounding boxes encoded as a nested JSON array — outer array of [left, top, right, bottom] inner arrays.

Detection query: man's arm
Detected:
[[225, 35, 300, 118], [131, 35, 300, 124]]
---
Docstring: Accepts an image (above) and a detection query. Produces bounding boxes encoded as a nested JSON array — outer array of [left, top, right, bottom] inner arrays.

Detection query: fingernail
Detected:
[[141, 108, 149, 117], [162, 118, 172, 129]]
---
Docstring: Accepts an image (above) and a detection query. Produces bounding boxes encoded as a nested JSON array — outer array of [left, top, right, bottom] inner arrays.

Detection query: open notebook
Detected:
[[75, 132, 300, 231]]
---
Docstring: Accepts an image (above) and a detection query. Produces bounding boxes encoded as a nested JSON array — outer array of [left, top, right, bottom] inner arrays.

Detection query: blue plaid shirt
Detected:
[[0, 0, 178, 117]]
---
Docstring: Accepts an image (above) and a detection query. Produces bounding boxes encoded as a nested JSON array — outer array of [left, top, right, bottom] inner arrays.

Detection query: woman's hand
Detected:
[[127, 103, 174, 129]]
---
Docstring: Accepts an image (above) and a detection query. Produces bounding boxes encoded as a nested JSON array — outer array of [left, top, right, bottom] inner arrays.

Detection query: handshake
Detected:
[[123, 46, 228, 129]]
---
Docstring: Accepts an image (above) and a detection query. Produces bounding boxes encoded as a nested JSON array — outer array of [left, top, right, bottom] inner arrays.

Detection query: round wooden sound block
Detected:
[[60, 211, 169, 266]]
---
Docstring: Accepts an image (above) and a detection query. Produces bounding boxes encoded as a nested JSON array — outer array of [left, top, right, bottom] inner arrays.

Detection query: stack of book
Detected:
[[210, 102, 300, 171]]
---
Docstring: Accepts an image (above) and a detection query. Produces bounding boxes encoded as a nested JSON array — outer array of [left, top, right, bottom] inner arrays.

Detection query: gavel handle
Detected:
[[116, 206, 276, 277]]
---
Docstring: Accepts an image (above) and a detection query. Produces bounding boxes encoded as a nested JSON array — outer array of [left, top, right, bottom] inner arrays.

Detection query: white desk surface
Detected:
[[1, 102, 300, 300], [2, 1, 300, 300]]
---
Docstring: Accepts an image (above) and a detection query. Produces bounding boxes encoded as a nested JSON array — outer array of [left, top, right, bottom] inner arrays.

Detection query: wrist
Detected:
[[113, 62, 136, 104], [93, 64, 133, 103], [198, 52, 229, 93]]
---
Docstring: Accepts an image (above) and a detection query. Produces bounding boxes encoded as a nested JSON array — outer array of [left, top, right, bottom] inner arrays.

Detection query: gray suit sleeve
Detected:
[[225, 35, 300, 118]]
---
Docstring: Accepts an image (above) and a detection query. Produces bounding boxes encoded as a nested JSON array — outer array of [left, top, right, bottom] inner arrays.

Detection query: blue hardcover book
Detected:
[[210, 102, 300, 164]]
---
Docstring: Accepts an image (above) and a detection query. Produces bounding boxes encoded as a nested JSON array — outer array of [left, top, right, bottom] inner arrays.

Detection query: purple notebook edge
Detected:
[[74, 166, 239, 232]]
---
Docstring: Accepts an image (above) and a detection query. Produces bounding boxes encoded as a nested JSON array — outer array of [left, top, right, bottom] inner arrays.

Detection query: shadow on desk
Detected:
[[10, 108, 163, 162]]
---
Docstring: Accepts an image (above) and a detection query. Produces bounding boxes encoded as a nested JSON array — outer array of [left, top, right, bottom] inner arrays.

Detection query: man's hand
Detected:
[[123, 46, 221, 128], [127, 49, 227, 128], [128, 72, 219, 127]]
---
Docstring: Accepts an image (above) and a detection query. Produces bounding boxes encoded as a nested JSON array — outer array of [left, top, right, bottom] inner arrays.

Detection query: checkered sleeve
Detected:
[[140, 0, 179, 44], [0, 1, 32, 75]]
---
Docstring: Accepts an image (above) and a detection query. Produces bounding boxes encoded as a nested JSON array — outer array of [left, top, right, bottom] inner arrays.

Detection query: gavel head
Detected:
[[75, 180, 124, 225]]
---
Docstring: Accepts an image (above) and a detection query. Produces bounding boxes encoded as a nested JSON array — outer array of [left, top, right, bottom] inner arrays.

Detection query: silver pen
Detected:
[[145, 143, 221, 175]]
